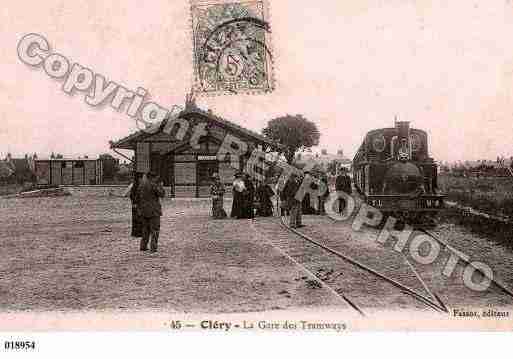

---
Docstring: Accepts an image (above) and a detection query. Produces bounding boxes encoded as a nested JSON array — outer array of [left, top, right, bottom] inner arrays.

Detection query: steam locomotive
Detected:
[[352, 121, 445, 222]]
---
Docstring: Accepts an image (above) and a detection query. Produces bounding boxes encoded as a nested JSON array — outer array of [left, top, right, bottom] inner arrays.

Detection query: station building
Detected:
[[110, 103, 282, 198]]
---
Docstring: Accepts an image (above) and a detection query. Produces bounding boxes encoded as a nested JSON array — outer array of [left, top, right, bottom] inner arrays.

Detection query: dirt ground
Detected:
[[1, 192, 512, 315], [0, 195, 344, 313]]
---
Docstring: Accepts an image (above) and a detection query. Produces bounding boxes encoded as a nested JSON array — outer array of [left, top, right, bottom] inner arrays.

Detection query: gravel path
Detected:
[[0, 196, 343, 313]]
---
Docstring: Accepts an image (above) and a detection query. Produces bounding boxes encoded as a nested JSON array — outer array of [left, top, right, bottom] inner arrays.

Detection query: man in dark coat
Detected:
[[282, 173, 303, 228], [129, 172, 142, 238], [335, 168, 352, 213], [138, 171, 165, 253], [317, 172, 330, 215], [301, 171, 317, 215]]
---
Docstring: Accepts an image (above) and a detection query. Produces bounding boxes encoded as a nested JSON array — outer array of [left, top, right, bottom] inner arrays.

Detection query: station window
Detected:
[[197, 161, 219, 185]]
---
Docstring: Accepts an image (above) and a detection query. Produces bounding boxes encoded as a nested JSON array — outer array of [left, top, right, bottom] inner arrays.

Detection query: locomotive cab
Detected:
[[352, 121, 445, 221]]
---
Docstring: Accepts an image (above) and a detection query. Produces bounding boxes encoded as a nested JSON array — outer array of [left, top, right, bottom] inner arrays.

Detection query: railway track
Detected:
[[251, 219, 366, 316], [323, 186, 513, 309], [272, 207, 513, 315], [255, 211, 450, 316], [412, 227, 513, 305]]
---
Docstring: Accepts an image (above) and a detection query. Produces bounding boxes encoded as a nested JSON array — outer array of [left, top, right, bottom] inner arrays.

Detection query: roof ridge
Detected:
[[111, 105, 283, 150], [183, 107, 272, 143]]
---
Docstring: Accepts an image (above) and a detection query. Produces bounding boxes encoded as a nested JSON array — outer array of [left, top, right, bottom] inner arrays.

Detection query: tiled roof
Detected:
[[110, 106, 284, 151]]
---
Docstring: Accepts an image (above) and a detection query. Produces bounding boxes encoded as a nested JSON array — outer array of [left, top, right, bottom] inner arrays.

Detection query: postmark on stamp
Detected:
[[190, 0, 274, 96]]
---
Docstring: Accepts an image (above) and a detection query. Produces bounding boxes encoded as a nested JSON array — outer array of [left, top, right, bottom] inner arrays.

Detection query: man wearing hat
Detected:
[[281, 172, 303, 228], [138, 171, 166, 252], [335, 167, 352, 213]]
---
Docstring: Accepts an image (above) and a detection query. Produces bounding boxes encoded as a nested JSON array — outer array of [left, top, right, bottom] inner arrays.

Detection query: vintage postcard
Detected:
[[2, 0, 513, 348]]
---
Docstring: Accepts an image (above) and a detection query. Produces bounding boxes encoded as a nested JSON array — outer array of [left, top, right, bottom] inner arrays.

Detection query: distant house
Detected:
[[295, 151, 351, 173], [34, 158, 103, 185], [447, 159, 513, 177]]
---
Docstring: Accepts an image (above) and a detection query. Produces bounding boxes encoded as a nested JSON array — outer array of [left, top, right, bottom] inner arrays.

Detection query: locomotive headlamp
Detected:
[[398, 138, 410, 161]]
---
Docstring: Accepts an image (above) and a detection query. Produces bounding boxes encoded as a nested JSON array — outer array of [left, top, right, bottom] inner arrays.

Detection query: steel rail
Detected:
[[419, 228, 513, 301], [251, 221, 365, 317], [401, 253, 449, 313], [279, 214, 446, 313]]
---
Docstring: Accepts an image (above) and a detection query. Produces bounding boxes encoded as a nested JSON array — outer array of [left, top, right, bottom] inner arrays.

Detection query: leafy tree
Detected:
[[50, 152, 63, 159], [262, 114, 320, 164]]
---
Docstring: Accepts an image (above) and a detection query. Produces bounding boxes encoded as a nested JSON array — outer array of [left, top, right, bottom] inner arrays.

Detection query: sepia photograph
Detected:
[[1, 1, 513, 353]]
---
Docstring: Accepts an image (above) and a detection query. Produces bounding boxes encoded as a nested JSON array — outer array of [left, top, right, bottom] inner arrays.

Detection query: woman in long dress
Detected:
[[242, 174, 255, 219], [256, 178, 275, 217], [210, 173, 227, 219], [129, 172, 142, 237], [230, 172, 246, 219]]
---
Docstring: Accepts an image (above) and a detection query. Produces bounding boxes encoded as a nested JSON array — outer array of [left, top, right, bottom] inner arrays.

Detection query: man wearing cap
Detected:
[[138, 171, 166, 252], [281, 173, 303, 228]]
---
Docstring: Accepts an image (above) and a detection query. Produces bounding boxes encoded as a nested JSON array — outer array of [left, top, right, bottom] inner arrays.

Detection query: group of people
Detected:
[[280, 168, 352, 228], [128, 167, 353, 248], [210, 172, 275, 220]]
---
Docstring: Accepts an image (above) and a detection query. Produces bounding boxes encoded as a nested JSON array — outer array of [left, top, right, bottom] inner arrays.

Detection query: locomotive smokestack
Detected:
[[395, 121, 410, 140]]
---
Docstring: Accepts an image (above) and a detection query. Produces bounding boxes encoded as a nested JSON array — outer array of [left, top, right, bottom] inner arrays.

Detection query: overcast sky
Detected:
[[2, 0, 513, 161]]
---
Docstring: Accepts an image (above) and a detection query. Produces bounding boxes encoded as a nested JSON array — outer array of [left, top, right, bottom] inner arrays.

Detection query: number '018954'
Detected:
[[4, 341, 36, 350]]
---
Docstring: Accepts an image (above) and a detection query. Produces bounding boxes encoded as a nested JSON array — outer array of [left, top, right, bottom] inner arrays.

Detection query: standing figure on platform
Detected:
[[278, 181, 289, 216], [256, 178, 275, 217], [282, 173, 303, 228], [317, 172, 330, 215], [129, 172, 142, 238], [301, 171, 318, 215], [231, 172, 246, 219], [210, 173, 227, 219], [138, 171, 165, 253], [242, 174, 255, 219], [335, 167, 352, 213]]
